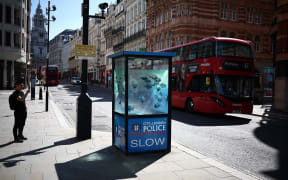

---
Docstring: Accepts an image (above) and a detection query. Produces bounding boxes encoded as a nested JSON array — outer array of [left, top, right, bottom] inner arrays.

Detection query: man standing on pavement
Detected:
[[11, 81, 30, 143]]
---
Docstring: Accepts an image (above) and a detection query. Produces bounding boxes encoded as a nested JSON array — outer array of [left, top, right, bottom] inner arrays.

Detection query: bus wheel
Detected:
[[186, 98, 194, 113]]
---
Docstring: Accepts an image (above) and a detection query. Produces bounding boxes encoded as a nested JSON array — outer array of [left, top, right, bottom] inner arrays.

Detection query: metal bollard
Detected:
[[39, 87, 43, 100]]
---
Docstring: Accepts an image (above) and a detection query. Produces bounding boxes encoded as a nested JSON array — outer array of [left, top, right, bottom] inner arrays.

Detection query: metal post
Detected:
[[76, 0, 92, 139], [46, 0, 50, 112]]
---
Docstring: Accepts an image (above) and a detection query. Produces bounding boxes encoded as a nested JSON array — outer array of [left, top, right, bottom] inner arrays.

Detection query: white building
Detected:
[[61, 37, 74, 79], [101, 4, 116, 87], [88, 16, 103, 83], [125, 0, 146, 51], [113, 0, 126, 53], [30, 1, 47, 70], [68, 29, 82, 78], [49, 29, 76, 78], [0, 0, 31, 89]]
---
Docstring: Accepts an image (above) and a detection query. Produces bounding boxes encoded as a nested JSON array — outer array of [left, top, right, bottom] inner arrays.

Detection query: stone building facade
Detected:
[[0, 0, 31, 89]]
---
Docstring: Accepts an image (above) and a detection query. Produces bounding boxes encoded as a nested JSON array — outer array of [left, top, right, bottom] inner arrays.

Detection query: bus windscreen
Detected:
[[217, 42, 253, 59], [215, 75, 253, 99]]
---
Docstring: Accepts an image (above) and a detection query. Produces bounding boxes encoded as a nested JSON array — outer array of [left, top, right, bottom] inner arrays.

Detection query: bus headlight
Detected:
[[210, 96, 226, 107]]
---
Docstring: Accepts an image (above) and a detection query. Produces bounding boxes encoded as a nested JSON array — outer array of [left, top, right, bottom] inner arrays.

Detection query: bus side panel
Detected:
[[172, 91, 185, 108]]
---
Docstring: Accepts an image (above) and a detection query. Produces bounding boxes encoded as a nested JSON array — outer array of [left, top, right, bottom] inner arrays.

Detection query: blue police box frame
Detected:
[[109, 51, 175, 154]]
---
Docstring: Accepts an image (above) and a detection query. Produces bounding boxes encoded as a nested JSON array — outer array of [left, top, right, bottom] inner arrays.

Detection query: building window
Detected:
[[247, 34, 252, 41], [230, 5, 237, 21], [255, 9, 261, 24], [247, 7, 253, 23], [39, 47, 42, 55], [134, 5, 137, 16], [138, 2, 141, 13], [255, 14, 261, 24], [155, 36, 158, 50], [187, 36, 190, 43], [5, 6, 11, 24], [188, 6, 192, 16], [0, 3, 3, 23], [230, 32, 235, 38], [156, 14, 158, 26], [0, 30, 2, 46], [170, 8, 173, 19], [22, 33, 24, 49], [255, 36, 260, 52], [5, 31, 11, 46], [160, 12, 163, 24], [22, 8, 25, 28], [181, 4, 185, 16], [134, 24, 137, 33], [165, 33, 168, 49], [150, 17, 153, 28], [221, 31, 226, 37], [159, 34, 162, 50], [14, 32, 20, 48], [220, 2, 227, 20], [138, 22, 141, 31], [180, 36, 184, 45], [165, 10, 168, 22], [14, 7, 21, 25]]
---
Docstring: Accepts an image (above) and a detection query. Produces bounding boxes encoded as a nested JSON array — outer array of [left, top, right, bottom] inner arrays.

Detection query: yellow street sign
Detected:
[[75, 44, 96, 60]]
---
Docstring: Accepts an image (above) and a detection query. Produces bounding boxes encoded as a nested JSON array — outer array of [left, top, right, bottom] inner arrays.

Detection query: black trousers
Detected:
[[13, 111, 27, 139]]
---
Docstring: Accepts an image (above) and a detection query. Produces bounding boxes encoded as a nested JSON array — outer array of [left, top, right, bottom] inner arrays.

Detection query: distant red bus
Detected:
[[40, 65, 59, 86], [158, 37, 255, 114]]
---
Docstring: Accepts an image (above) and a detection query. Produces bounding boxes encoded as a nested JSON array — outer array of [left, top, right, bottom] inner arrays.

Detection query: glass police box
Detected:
[[109, 51, 175, 154]]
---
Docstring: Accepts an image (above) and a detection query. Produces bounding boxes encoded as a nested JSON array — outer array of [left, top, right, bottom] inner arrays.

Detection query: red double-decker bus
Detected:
[[40, 65, 59, 86], [159, 37, 255, 114]]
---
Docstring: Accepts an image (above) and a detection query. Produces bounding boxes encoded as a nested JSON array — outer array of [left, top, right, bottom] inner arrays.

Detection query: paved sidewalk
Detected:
[[0, 89, 259, 180]]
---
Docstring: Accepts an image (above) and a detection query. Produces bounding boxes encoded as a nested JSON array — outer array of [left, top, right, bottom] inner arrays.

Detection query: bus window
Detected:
[[187, 75, 216, 93], [187, 45, 198, 60], [187, 75, 200, 92], [171, 77, 177, 91], [217, 41, 253, 59], [182, 46, 189, 60], [174, 48, 181, 62], [198, 41, 215, 59]]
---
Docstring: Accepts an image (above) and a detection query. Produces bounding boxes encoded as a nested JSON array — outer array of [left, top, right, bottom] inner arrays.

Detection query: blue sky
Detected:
[[31, 0, 115, 40]]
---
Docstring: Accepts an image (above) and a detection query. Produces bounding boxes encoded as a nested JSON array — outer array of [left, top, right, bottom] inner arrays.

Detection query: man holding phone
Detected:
[[11, 80, 30, 143]]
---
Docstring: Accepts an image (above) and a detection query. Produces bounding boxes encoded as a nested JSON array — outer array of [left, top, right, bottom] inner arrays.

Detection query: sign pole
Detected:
[[76, 0, 92, 139]]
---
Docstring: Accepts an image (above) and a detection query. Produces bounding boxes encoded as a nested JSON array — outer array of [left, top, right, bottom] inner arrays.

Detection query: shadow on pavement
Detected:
[[254, 117, 288, 180], [55, 146, 165, 180], [0, 141, 14, 148], [172, 109, 251, 126], [58, 84, 112, 102], [0, 137, 80, 167]]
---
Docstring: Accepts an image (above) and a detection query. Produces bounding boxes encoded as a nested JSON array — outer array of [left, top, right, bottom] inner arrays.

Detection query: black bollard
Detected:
[[39, 87, 43, 100]]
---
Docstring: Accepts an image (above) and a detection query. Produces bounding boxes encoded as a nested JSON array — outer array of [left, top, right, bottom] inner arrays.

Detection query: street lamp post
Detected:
[[77, 0, 107, 139], [45, 0, 56, 112]]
